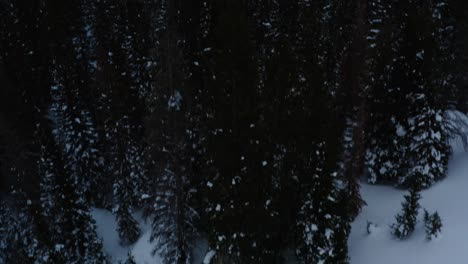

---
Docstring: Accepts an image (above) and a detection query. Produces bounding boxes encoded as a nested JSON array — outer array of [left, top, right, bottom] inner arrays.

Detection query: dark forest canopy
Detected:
[[0, 0, 467, 263]]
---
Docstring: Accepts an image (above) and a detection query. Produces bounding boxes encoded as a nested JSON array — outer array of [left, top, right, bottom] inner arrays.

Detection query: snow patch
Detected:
[[349, 152, 468, 264]]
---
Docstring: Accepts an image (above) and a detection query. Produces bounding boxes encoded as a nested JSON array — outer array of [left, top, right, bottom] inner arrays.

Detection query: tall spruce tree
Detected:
[[335, 0, 368, 218], [400, 0, 451, 187], [197, 1, 283, 262], [296, 143, 350, 263], [46, 61, 108, 263], [365, 0, 408, 185], [145, 1, 200, 263], [111, 117, 142, 245], [366, 0, 452, 187], [43, 1, 108, 258], [0, 193, 46, 264]]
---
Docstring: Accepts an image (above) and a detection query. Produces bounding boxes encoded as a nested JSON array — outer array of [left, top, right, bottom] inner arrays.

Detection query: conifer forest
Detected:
[[1, 0, 468, 263]]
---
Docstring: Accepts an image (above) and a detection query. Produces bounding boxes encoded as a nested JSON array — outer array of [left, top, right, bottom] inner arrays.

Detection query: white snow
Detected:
[[167, 90, 183, 111], [311, 224, 318, 232], [349, 144, 468, 263], [203, 250, 216, 264], [92, 208, 162, 264], [93, 209, 209, 263], [416, 50, 425, 60]]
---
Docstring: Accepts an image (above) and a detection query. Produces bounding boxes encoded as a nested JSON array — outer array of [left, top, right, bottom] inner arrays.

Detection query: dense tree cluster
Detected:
[[0, 0, 465, 263]]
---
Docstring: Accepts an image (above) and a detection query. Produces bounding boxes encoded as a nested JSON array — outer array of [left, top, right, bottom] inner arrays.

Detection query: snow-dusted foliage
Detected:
[[392, 183, 421, 239], [0, 0, 464, 262], [365, 0, 453, 188], [150, 164, 198, 264], [38, 138, 108, 263], [423, 209, 442, 241], [365, 0, 406, 185], [41, 52, 108, 264], [49, 68, 102, 202], [109, 116, 143, 245], [0, 198, 45, 264], [405, 106, 450, 187], [296, 144, 350, 263]]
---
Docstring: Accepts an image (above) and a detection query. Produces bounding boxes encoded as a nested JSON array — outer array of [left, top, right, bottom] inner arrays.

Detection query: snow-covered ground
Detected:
[[349, 142, 468, 264], [92, 209, 207, 264], [92, 209, 164, 264], [94, 135, 468, 264]]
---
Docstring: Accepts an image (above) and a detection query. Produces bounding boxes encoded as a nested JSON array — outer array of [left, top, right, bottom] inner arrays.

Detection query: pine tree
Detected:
[[197, 1, 284, 261], [406, 105, 450, 187], [38, 126, 108, 263], [0, 196, 45, 264], [431, 0, 457, 108], [110, 116, 142, 245], [392, 182, 421, 239], [399, 0, 451, 187], [365, 0, 408, 185], [423, 209, 442, 240], [46, 51, 108, 264], [145, 1, 200, 263], [0, 0, 50, 199], [366, 0, 453, 188], [296, 143, 350, 264], [336, 0, 368, 218], [451, 0, 468, 111]]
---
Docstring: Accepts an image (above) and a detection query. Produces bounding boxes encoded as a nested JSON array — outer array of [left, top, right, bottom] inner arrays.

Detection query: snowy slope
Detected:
[[93, 209, 208, 264], [92, 209, 163, 264], [349, 145, 468, 264], [94, 119, 468, 264]]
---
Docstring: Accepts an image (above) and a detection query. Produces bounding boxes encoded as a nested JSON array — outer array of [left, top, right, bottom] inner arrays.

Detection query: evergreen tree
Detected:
[[197, 1, 283, 261], [0, 0, 50, 199], [111, 117, 142, 245], [38, 124, 108, 263], [423, 209, 442, 240], [45, 52, 108, 264], [392, 182, 421, 239], [405, 105, 450, 187], [336, 0, 368, 218], [296, 143, 350, 264], [366, 0, 453, 188], [400, 0, 451, 187], [451, 0, 468, 111], [145, 1, 200, 263], [365, 0, 408, 185], [0, 196, 45, 264], [1, 0, 466, 261]]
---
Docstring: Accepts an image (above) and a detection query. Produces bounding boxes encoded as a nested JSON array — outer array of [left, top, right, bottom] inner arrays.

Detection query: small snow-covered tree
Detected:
[[424, 209, 442, 240], [392, 182, 421, 239]]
